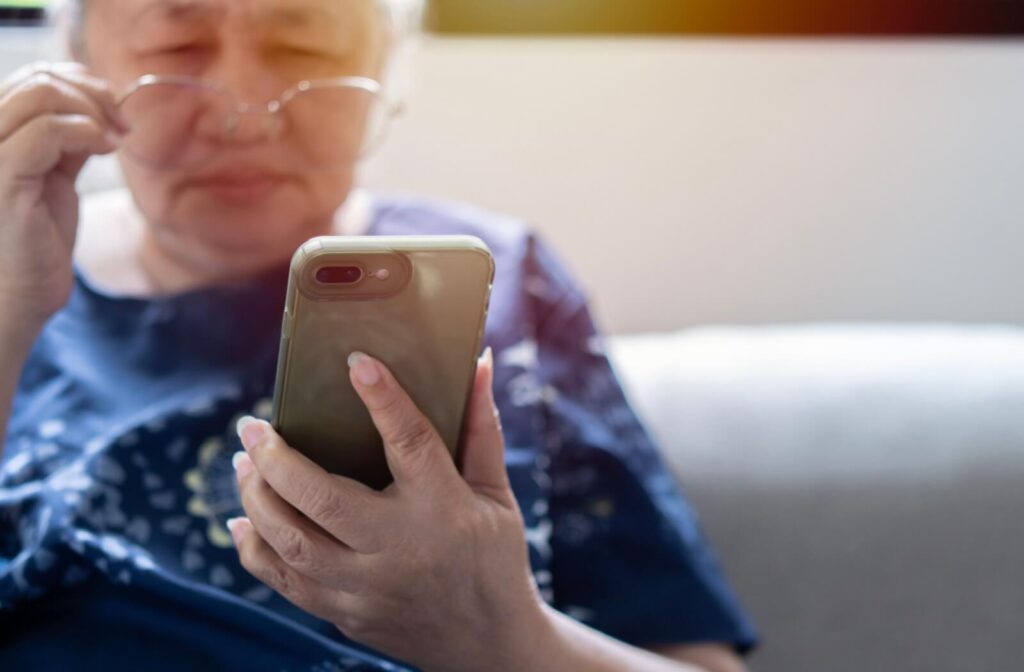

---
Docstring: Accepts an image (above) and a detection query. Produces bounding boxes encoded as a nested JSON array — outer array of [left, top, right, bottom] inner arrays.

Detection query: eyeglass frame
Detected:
[[112, 73, 402, 160]]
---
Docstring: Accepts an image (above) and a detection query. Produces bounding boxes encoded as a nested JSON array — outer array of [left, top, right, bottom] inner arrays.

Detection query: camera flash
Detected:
[[373, 268, 391, 281]]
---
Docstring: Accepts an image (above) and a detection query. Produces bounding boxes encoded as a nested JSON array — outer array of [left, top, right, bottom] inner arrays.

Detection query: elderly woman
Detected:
[[0, 1, 757, 670]]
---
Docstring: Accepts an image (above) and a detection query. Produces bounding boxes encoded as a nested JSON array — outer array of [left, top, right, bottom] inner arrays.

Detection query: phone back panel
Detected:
[[271, 235, 495, 490]]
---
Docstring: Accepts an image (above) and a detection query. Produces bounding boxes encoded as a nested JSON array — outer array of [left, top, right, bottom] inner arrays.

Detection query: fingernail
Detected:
[[232, 450, 254, 480], [236, 415, 266, 448], [482, 346, 496, 392], [226, 517, 248, 545], [348, 351, 381, 387]]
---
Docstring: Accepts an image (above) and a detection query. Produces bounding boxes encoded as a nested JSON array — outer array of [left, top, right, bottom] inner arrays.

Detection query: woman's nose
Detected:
[[218, 105, 282, 144], [196, 53, 286, 144], [191, 97, 277, 146]]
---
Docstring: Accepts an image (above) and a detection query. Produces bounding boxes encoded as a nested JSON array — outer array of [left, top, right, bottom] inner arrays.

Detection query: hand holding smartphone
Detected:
[[271, 235, 495, 490]]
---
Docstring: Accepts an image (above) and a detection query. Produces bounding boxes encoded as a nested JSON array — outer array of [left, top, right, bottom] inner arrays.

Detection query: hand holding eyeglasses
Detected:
[[0, 61, 129, 332], [0, 62, 394, 332]]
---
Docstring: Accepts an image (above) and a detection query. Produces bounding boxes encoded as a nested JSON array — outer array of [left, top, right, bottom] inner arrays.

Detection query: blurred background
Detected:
[[3, 3, 1024, 671], [4, 1, 1024, 333]]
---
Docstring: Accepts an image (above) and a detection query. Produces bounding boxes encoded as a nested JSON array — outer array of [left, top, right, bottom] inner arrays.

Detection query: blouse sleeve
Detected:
[[528, 237, 759, 653]]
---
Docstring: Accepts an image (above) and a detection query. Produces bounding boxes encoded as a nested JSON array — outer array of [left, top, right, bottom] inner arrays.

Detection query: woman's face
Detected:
[[82, 0, 386, 270]]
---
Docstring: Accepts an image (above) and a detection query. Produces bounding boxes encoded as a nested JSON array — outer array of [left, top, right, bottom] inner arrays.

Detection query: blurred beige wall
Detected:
[[362, 38, 1024, 334], [4, 32, 1023, 334]]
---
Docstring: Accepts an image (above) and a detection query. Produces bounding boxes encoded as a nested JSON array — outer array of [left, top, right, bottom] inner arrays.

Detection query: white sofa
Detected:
[[607, 325, 1024, 671]]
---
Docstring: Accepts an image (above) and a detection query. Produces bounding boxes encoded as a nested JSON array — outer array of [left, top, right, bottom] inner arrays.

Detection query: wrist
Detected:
[[463, 595, 564, 672], [510, 600, 575, 672]]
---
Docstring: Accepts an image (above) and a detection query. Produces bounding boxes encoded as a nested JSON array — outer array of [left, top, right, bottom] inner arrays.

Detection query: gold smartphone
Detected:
[[270, 235, 495, 490]]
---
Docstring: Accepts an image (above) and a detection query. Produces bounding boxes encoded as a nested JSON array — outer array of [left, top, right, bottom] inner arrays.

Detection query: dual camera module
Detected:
[[301, 250, 409, 300], [314, 265, 391, 285]]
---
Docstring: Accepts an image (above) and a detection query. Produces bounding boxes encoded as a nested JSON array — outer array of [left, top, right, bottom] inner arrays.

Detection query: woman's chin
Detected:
[[193, 178, 288, 205], [181, 177, 295, 211]]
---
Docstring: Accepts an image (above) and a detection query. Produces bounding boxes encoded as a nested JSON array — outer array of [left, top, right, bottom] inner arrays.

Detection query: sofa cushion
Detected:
[[606, 325, 1024, 672]]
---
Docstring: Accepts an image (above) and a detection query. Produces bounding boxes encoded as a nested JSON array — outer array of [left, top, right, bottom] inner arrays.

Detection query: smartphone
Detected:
[[270, 235, 495, 490]]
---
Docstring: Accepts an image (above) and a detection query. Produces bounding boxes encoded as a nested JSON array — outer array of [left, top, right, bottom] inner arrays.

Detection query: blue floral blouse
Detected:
[[0, 194, 757, 670]]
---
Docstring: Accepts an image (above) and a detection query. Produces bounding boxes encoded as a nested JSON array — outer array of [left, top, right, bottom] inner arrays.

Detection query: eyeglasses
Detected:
[[113, 74, 399, 171]]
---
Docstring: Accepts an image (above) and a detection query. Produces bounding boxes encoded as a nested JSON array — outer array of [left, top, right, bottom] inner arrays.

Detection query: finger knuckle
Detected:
[[16, 75, 100, 125], [298, 482, 340, 522], [260, 559, 297, 596], [8, 61, 43, 86], [335, 600, 380, 640], [24, 73, 62, 104], [456, 508, 480, 536], [278, 528, 311, 566], [389, 418, 435, 455]]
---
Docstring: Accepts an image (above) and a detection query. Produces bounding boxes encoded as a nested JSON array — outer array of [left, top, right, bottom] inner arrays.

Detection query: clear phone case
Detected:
[[271, 235, 495, 490]]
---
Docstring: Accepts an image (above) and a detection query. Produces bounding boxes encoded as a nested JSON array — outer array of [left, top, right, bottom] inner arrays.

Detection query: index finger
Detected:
[[347, 351, 465, 496], [46, 68, 131, 134], [1, 62, 129, 134], [236, 416, 389, 554]]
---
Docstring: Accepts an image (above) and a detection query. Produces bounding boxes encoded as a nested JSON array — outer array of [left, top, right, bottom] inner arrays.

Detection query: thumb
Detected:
[[459, 347, 511, 496]]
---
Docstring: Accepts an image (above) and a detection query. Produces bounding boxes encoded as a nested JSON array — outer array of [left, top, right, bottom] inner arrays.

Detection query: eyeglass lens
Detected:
[[117, 81, 384, 171]]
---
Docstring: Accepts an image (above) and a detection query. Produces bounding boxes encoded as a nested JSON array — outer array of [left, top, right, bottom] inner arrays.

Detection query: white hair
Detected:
[[49, 0, 425, 103]]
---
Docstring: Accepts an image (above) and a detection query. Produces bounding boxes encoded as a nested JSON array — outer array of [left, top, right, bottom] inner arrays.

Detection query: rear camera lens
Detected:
[[315, 265, 363, 284]]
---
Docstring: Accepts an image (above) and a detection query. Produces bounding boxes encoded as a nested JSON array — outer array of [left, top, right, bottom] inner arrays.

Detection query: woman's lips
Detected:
[[190, 172, 288, 203]]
